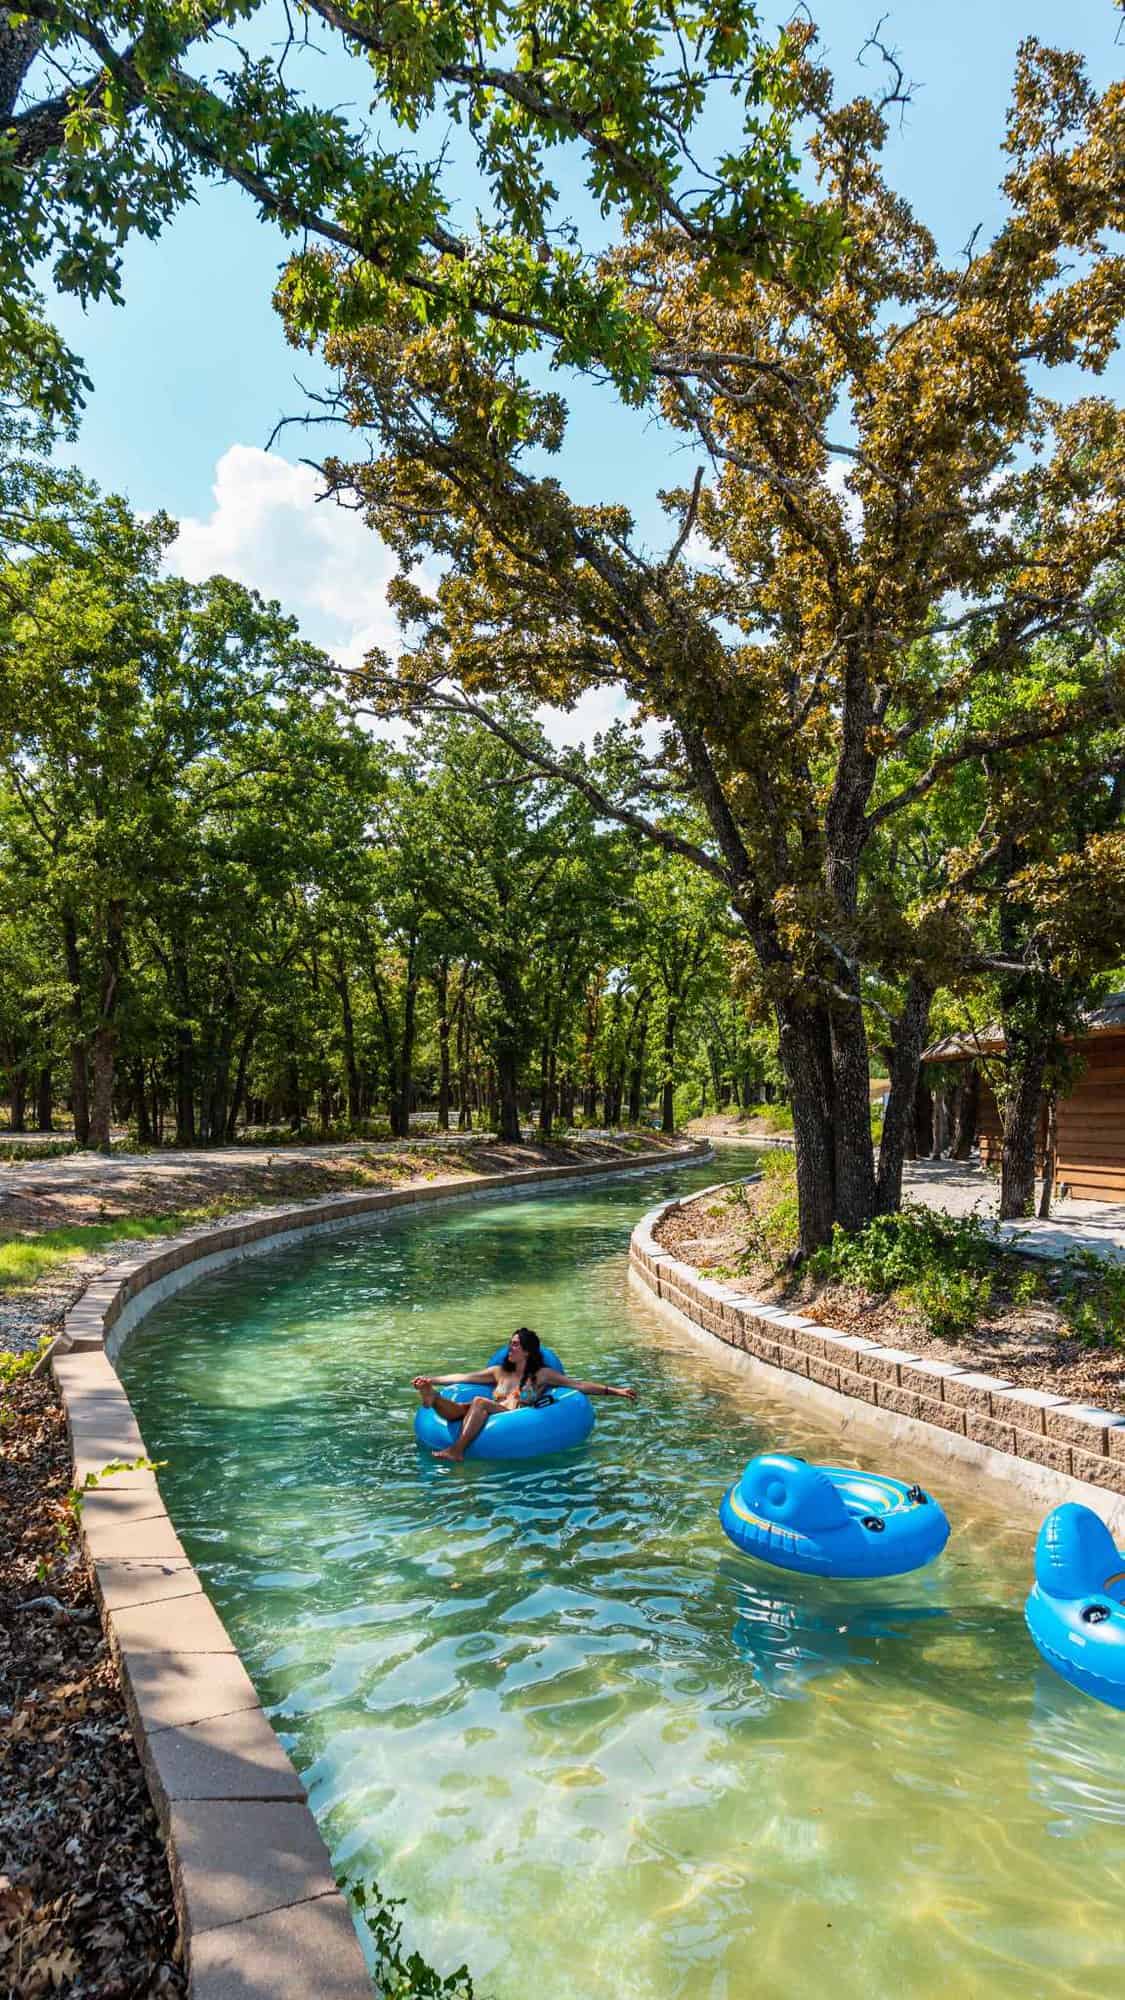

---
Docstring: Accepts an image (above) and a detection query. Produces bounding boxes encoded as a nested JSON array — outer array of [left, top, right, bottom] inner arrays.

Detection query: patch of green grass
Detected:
[[0, 1184, 298, 1292], [0, 1214, 193, 1290], [741, 1102, 794, 1133], [1056, 1249, 1125, 1350], [0, 1138, 80, 1164]]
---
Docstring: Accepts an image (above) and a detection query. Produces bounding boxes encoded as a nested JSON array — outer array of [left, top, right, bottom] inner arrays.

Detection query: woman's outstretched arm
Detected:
[[537, 1369, 636, 1400]]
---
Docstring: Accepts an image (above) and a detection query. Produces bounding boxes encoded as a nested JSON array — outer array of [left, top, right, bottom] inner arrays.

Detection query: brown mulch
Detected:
[[656, 1186, 1125, 1410], [0, 1370, 184, 1998]]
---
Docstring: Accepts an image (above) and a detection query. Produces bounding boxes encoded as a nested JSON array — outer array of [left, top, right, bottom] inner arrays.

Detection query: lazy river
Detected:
[[119, 1148, 1125, 1999]]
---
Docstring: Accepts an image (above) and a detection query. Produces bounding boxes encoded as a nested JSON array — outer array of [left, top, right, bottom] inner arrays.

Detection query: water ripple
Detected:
[[121, 1150, 1125, 2000]]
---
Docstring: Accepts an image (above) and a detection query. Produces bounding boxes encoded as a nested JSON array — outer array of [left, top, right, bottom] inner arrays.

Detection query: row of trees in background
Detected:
[[4, 15, 1124, 1234], [0, 456, 780, 1147]]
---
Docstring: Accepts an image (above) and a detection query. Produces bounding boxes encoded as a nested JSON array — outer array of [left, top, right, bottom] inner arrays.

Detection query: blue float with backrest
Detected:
[[719, 1451, 950, 1578]]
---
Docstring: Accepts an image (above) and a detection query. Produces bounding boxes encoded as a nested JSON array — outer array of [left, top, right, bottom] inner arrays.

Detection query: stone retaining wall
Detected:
[[52, 1140, 709, 1999], [629, 1182, 1125, 1534]]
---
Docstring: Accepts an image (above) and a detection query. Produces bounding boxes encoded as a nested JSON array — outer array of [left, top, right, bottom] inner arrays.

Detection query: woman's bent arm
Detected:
[[415, 1369, 499, 1387]]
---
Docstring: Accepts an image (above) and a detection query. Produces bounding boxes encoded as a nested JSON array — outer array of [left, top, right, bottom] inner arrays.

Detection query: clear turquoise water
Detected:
[[119, 1150, 1125, 1999]]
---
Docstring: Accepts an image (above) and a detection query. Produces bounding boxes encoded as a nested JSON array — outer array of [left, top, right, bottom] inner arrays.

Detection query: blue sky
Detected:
[[41, 0, 1125, 724]]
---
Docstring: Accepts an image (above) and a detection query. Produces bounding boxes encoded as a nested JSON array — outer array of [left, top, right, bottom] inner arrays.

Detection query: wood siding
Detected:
[[975, 1035, 1125, 1202]]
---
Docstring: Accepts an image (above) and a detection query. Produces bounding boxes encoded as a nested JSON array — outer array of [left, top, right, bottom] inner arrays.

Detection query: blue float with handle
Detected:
[[719, 1451, 950, 1579], [413, 1344, 595, 1460], [1025, 1502, 1125, 1710]]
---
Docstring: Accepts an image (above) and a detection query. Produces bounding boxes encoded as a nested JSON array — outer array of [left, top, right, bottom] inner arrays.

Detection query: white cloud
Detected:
[[168, 444, 662, 754], [167, 443, 407, 673], [538, 683, 662, 755]]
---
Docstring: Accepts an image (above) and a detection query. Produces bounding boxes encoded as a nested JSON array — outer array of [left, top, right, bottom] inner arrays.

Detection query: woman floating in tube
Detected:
[[412, 1325, 636, 1461]]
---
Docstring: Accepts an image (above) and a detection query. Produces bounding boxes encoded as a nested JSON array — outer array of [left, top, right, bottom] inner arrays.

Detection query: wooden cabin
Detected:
[[924, 995, 1125, 1203]]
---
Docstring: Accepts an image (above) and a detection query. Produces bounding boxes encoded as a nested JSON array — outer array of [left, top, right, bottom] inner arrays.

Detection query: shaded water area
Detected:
[[120, 1148, 1125, 1999]]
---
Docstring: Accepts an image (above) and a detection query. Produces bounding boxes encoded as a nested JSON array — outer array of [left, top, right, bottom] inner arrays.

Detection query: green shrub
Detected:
[[741, 1101, 793, 1133], [0, 1138, 78, 1163], [809, 1204, 998, 1339], [908, 1267, 992, 1341], [1010, 1265, 1042, 1310], [1057, 1250, 1125, 1350]]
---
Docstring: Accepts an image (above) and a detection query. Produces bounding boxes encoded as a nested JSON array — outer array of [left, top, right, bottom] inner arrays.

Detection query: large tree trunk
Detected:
[[775, 997, 836, 1255], [62, 911, 90, 1147], [87, 901, 125, 1153], [999, 1040, 1049, 1220], [828, 999, 879, 1230], [0, 19, 40, 122], [132, 1060, 154, 1145], [494, 980, 525, 1143], [876, 975, 933, 1213], [36, 1065, 53, 1133]]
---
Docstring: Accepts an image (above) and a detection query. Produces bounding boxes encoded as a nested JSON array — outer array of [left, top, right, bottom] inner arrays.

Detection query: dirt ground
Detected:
[[0, 1369, 184, 1998], [656, 1183, 1125, 1408], [685, 1112, 794, 1141]]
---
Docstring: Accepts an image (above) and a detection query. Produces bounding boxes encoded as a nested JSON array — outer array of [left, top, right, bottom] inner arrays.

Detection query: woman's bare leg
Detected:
[[435, 1395, 494, 1462]]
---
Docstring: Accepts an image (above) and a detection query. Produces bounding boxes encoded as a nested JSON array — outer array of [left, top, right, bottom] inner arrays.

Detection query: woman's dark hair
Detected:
[[500, 1327, 544, 1381]]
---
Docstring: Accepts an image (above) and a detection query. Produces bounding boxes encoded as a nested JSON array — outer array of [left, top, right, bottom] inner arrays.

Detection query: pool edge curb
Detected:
[[629, 1184, 1125, 1540], [52, 1137, 711, 1998]]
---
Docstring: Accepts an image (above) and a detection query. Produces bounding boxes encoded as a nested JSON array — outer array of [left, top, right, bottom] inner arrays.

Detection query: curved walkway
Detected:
[[53, 1140, 708, 2000]]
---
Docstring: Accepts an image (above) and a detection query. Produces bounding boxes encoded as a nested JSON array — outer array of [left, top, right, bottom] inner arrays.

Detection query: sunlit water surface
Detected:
[[120, 1149, 1125, 1999]]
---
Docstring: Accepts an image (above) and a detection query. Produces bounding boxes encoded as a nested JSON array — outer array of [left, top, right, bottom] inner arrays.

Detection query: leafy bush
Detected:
[[1057, 1250, 1125, 1350], [344, 1878, 474, 1999], [0, 1335, 52, 1385], [810, 1204, 999, 1339], [1010, 1266, 1042, 1310], [0, 1138, 78, 1163], [908, 1267, 992, 1341]]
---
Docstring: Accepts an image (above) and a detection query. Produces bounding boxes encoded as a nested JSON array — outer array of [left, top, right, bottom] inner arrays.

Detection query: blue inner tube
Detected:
[[1025, 1502, 1125, 1710], [719, 1452, 950, 1579], [413, 1344, 593, 1460]]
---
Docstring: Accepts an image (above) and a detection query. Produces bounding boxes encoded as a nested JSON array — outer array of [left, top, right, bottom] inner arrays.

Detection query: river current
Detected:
[[119, 1147, 1125, 1999]]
